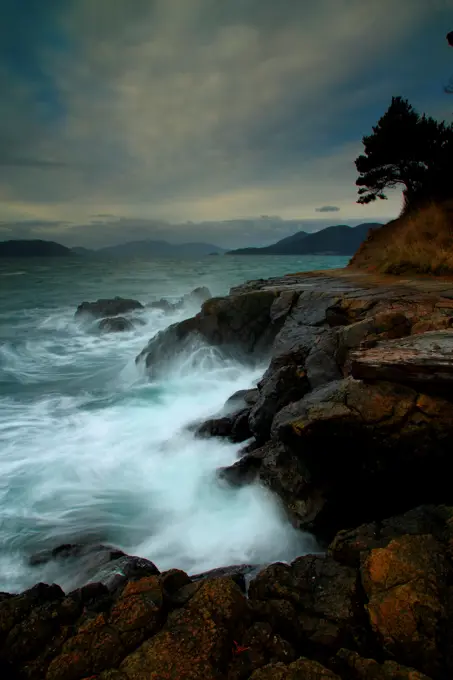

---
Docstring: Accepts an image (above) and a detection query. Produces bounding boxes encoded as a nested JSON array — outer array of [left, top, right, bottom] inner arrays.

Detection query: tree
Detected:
[[355, 96, 453, 211]]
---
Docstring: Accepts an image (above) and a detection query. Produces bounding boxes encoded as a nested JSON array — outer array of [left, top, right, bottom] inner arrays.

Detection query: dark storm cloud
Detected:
[[0, 0, 451, 244], [315, 206, 340, 213]]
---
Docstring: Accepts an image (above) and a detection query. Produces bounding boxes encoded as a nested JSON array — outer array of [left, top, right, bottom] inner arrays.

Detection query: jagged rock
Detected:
[[75, 297, 143, 319], [361, 534, 450, 677], [335, 649, 432, 679], [270, 377, 453, 535], [98, 317, 135, 332], [137, 289, 279, 373], [249, 657, 341, 679], [350, 330, 453, 387], [249, 366, 310, 442]]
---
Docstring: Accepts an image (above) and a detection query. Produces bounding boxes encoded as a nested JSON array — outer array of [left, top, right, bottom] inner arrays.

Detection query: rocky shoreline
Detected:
[[2, 268, 453, 679]]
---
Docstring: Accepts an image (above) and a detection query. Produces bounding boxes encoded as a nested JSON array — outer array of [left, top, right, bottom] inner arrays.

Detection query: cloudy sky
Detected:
[[0, 0, 452, 248]]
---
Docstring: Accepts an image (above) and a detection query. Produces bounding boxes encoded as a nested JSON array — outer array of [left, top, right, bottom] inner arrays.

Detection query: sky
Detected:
[[0, 0, 452, 249]]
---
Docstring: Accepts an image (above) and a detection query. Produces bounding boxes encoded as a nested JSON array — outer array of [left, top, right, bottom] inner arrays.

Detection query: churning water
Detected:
[[0, 254, 347, 592]]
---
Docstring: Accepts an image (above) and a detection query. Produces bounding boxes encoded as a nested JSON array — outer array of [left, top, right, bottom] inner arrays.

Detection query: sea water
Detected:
[[0, 254, 347, 592]]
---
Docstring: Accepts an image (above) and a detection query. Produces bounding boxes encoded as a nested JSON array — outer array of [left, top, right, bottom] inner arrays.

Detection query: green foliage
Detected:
[[355, 96, 453, 211]]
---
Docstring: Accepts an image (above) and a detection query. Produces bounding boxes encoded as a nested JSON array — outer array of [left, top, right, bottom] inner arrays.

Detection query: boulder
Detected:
[[227, 621, 296, 680], [75, 297, 143, 319], [350, 330, 453, 388], [361, 534, 450, 677], [98, 317, 135, 333]]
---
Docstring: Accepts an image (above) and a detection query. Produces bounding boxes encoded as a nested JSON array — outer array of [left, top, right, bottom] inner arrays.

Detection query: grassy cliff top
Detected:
[[349, 202, 453, 276]]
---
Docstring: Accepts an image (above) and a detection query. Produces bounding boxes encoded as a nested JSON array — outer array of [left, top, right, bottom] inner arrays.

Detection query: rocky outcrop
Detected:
[[350, 330, 453, 387], [136, 290, 280, 373], [6, 269, 453, 679], [75, 297, 144, 319]]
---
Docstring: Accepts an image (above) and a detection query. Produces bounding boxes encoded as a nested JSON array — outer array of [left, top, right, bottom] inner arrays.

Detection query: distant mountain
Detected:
[[71, 246, 93, 255], [0, 239, 73, 257], [96, 240, 225, 258], [228, 223, 382, 256]]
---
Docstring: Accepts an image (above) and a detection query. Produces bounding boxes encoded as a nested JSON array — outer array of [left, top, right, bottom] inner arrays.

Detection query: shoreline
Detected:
[[2, 267, 453, 679]]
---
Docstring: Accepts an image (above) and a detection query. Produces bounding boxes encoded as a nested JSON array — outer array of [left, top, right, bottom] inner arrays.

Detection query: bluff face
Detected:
[[3, 268, 453, 679]]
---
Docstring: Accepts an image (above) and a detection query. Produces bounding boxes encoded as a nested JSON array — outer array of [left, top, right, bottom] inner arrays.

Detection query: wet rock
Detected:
[[75, 298, 143, 319], [195, 408, 252, 443], [190, 564, 260, 593], [29, 543, 126, 568], [350, 330, 453, 388], [90, 556, 160, 592], [249, 365, 310, 442], [137, 289, 279, 371], [249, 657, 341, 679], [118, 577, 248, 680], [183, 286, 212, 307], [335, 648, 433, 679], [147, 298, 181, 312], [225, 388, 259, 410], [361, 534, 450, 677], [98, 317, 135, 333]]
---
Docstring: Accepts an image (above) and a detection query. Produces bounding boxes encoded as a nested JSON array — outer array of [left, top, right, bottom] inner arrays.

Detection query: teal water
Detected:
[[0, 255, 347, 592]]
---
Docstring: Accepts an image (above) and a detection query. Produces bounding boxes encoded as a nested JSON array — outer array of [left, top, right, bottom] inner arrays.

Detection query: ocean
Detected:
[[0, 254, 347, 593]]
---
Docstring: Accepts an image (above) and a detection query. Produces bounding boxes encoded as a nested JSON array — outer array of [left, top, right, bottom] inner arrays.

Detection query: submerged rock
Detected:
[[75, 297, 144, 319], [98, 316, 135, 333]]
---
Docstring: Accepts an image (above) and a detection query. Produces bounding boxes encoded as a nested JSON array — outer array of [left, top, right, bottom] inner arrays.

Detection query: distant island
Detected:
[[0, 239, 225, 258], [0, 240, 73, 257], [228, 223, 382, 256]]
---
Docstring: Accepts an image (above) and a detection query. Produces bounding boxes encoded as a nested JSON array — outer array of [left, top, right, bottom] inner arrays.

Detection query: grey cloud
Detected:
[[315, 205, 340, 213], [0, 0, 441, 222]]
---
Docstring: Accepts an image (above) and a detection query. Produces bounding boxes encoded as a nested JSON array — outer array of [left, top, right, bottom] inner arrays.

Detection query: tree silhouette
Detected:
[[355, 97, 453, 211]]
